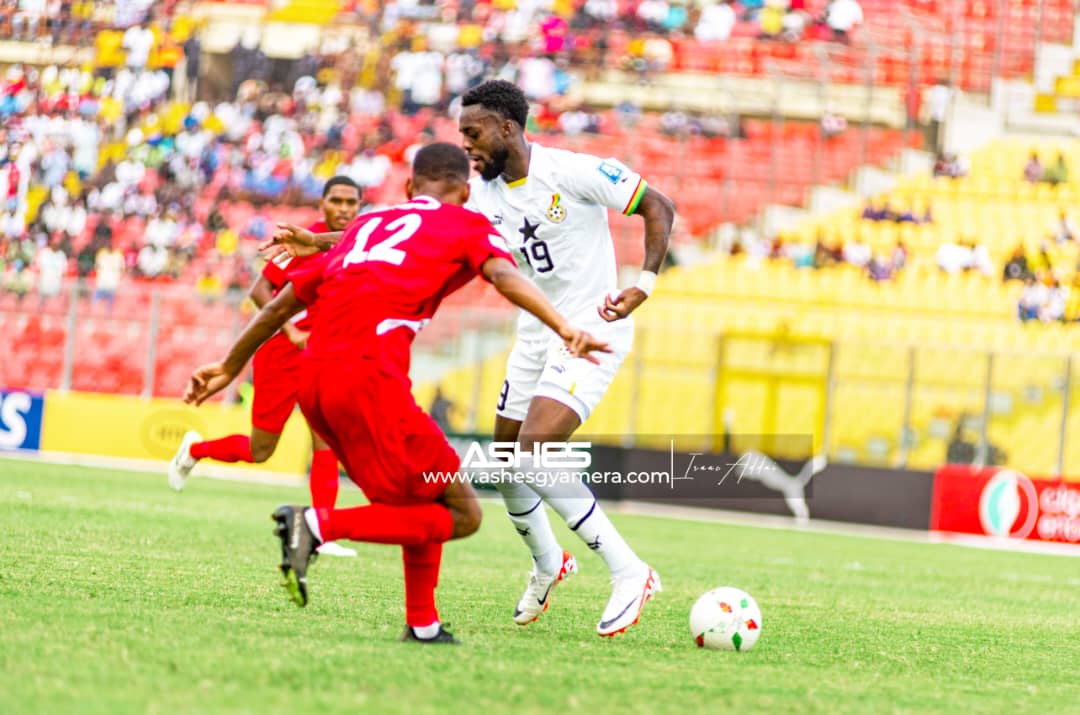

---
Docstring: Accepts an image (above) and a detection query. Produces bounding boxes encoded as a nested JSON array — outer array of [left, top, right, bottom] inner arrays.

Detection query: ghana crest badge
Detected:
[[546, 193, 567, 223]]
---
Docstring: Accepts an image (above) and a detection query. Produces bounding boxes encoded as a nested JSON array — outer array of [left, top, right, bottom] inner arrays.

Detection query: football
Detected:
[[689, 587, 763, 651]]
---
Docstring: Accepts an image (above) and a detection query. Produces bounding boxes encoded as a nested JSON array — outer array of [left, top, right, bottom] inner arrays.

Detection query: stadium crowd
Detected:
[[2, 0, 1077, 326]]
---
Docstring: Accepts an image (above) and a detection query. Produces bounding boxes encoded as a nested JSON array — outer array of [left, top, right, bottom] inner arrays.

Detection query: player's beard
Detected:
[[479, 145, 509, 182]]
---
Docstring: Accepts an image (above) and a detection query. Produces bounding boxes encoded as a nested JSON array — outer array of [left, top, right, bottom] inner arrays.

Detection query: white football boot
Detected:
[[513, 550, 578, 625], [168, 431, 202, 491], [596, 562, 662, 637]]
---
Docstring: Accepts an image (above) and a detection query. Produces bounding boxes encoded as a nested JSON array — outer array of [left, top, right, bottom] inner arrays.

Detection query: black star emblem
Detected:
[[518, 217, 541, 243]]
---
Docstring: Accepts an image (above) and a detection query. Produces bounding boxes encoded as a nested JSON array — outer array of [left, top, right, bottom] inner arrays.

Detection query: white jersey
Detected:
[[466, 143, 647, 341]]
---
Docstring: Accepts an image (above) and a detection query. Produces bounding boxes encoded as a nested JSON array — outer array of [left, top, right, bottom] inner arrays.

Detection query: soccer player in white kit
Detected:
[[459, 80, 676, 636]]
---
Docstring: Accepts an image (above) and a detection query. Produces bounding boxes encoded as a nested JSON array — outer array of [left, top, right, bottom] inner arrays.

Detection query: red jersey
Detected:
[[261, 220, 328, 332], [290, 196, 514, 373]]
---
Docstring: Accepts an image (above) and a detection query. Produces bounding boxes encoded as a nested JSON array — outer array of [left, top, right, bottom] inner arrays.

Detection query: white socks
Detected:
[[544, 488, 639, 579], [495, 478, 563, 576], [303, 507, 324, 543], [411, 622, 441, 640], [501, 454, 640, 579]]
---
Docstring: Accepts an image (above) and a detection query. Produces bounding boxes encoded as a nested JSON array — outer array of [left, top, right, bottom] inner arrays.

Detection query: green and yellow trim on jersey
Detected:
[[622, 179, 647, 215]]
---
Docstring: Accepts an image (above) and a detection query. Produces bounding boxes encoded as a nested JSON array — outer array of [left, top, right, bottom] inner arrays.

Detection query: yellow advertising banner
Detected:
[[40, 391, 312, 475]]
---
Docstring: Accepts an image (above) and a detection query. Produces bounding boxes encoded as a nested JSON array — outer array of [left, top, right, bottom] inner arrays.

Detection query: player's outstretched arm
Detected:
[[258, 223, 344, 261], [183, 285, 306, 406], [599, 186, 675, 322], [251, 268, 308, 349], [482, 257, 612, 364]]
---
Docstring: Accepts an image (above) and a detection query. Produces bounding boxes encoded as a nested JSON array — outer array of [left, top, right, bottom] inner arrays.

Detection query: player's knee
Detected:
[[452, 501, 482, 539], [250, 442, 276, 462]]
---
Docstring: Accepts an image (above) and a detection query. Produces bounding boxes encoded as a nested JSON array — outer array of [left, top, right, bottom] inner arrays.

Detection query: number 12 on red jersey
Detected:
[[343, 214, 423, 268]]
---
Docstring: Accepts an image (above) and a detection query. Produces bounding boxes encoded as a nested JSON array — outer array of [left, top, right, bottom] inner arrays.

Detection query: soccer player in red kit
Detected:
[[168, 177, 362, 556], [182, 144, 610, 643]]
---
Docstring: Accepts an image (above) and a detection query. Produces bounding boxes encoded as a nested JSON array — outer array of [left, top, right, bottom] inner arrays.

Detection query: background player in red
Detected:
[[182, 144, 610, 643], [168, 177, 362, 557]]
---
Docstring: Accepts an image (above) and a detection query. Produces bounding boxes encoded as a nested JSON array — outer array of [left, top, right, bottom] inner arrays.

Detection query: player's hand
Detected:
[[183, 362, 237, 406], [283, 325, 310, 351], [559, 327, 612, 365], [258, 222, 320, 260], [597, 287, 647, 322]]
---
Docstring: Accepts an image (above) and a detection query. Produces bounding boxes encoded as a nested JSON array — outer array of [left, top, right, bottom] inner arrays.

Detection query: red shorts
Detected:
[[251, 333, 303, 434], [298, 358, 459, 506]]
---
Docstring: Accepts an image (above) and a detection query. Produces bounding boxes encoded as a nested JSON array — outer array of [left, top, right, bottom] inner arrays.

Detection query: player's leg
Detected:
[[169, 408, 284, 491], [274, 367, 476, 610], [307, 401, 476, 547], [494, 413, 564, 575], [401, 542, 446, 642], [168, 340, 293, 490], [492, 344, 577, 625], [307, 429, 339, 509], [518, 329, 661, 636], [306, 427, 357, 557], [399, 478, 483, 644], [517, 396, 643, 580]]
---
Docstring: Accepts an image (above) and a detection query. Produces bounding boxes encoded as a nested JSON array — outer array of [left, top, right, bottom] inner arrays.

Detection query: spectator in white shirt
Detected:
[[1042, 279, 1069, 323], [1051, 210, 1075, 244], [826, 0, 863, 42], [146, 210, 180, 248], [93, 244, 124, 311], [971, 242, 994, 278], [342, 146, 391, 189], [519, 55, 557, 101], [696, 1, 737, 42], [936, 240, 973, 274], [1017, 275, 1045, 322], [122, 24, 155, 72], [137, 243, 168, 278], [842, 236, 872, 267], [12, 0, 46, 40], [36, 237, 67, 301]]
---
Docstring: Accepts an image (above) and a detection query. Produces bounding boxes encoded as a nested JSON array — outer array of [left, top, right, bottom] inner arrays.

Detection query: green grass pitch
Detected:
[[3, 460, 1079, 714]]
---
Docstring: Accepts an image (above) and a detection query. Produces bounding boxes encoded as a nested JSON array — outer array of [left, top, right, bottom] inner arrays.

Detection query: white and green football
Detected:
[[690, 587, 762, 651]]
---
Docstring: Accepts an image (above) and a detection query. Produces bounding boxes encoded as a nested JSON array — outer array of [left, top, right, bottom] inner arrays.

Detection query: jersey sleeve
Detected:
[[460, 209, 516, 279], [561, 152, 648, 216], [287, 253, 328, 306], [260, 257, 291, 289]]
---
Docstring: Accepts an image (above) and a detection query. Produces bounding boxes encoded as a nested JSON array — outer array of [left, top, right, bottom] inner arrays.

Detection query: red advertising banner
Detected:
[[932, 465, 1080, 544]]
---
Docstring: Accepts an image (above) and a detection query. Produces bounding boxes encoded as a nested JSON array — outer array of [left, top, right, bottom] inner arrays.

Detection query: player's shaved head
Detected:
[[408, 143, 471, 205], [461, 80, 529, 128], [413, 143, 470, 183]]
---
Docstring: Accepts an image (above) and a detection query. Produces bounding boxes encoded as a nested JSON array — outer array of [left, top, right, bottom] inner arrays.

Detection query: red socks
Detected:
[[308, 449, 339, 509], [315, 503, 454, 546], [403, 543, 442, 627], [190, 435, 253, 463]]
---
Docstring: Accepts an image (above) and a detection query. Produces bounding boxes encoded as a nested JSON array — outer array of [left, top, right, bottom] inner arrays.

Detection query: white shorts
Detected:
[[496, 318, 634, 424]]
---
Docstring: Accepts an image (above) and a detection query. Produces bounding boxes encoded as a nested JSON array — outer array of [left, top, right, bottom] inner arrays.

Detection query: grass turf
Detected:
[[2, 459, 1079, 714]]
